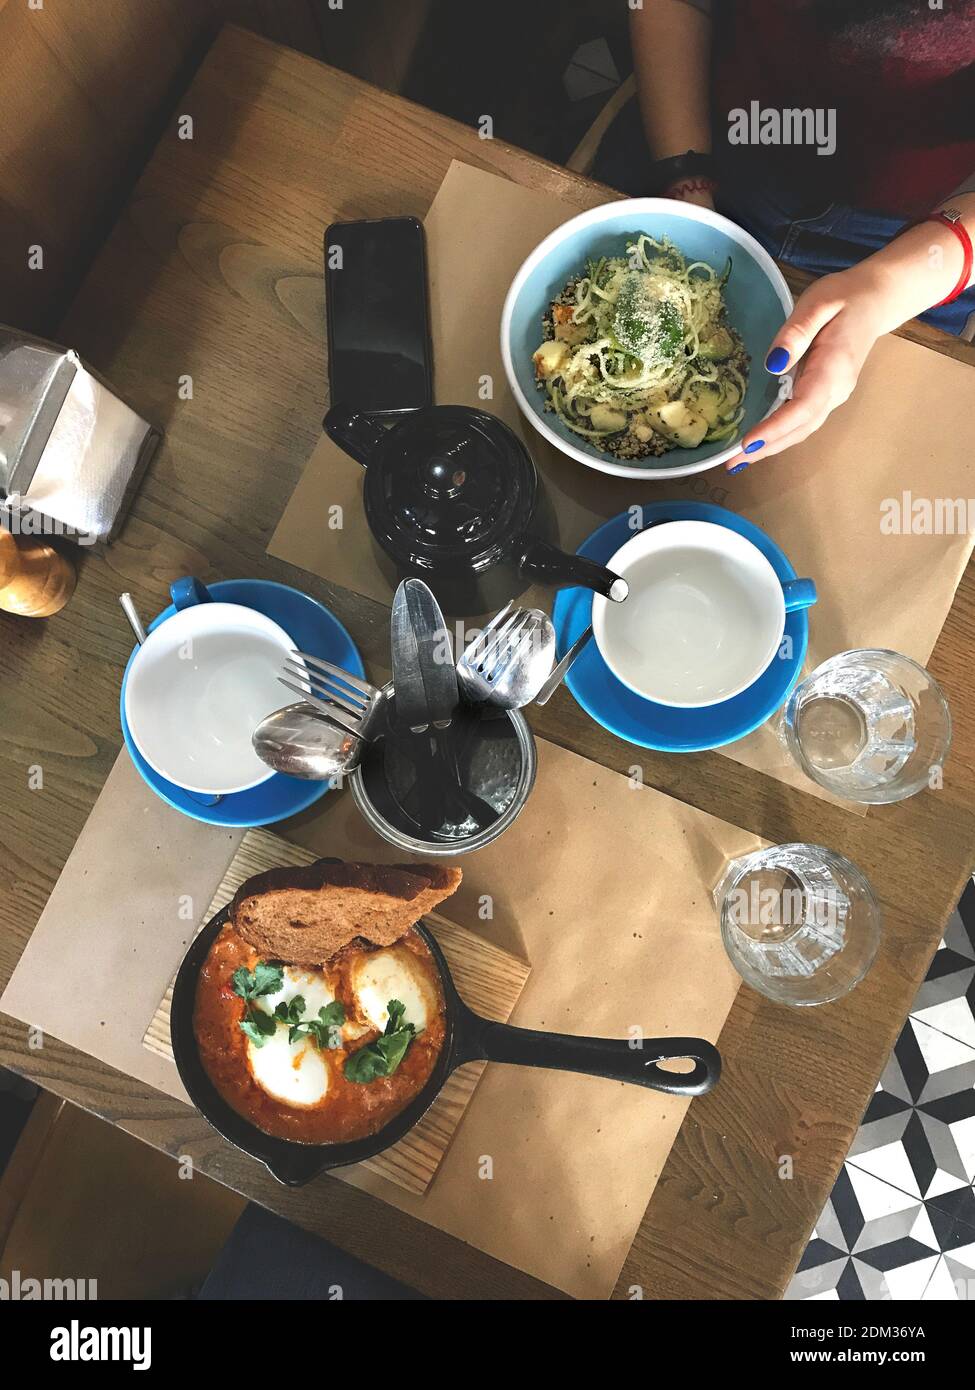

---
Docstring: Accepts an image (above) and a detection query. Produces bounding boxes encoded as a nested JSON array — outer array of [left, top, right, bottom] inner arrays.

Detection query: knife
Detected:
[[391, 578, 458, 732], [389, 578, 496, 828], [390, 579, 426, 734]]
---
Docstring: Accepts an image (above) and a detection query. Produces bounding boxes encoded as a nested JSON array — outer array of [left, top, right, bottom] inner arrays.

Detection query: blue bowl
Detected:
[[120, 578, 364, 827], [501, 198, 793, 480], [552, 502, 810, 753]]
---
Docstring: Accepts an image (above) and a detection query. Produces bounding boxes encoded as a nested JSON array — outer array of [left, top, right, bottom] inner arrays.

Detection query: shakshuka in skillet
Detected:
[[192, 859, 460, 1145]]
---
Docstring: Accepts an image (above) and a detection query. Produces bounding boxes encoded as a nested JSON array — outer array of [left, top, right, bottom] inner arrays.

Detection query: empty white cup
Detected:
[[592, 520, 816, 708], [124, 602, 297, 795]]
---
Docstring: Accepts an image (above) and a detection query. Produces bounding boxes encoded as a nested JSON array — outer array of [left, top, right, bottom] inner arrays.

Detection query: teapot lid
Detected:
[[362, 406, 536, 574]]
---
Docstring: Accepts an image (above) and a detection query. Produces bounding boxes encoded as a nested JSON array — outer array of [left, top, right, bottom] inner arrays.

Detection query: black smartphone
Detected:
[[324, 216, 433, 416]]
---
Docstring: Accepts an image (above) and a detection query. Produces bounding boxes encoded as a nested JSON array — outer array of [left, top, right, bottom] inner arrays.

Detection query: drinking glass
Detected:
[[713, 843, 882, 1006], [779, 649, 951, 804]]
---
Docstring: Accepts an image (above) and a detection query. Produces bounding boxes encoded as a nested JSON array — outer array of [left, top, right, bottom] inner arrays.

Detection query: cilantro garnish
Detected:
[[278, 997, 346, 1049], [344, 999, 419, 1084], [232, 962, 284, 1002], [239, 1010, 277, 1047], [232, 962, 285, 1049], [231, 963, 345, 1051]]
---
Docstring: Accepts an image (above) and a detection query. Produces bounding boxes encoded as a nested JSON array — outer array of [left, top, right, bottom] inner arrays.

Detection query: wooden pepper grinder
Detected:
[[0, 527, 77, 617]]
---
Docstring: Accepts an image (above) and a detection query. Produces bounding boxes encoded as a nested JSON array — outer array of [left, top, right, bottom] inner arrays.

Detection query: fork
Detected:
[[456, 602, 555, 710], [279, 652, 385, 740]]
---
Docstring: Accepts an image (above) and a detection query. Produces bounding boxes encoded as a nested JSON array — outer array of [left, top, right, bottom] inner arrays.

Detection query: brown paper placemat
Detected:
[[270, 160, 975, 805], [143, 827, 532, 1196], [1, 740, 760, 1299]]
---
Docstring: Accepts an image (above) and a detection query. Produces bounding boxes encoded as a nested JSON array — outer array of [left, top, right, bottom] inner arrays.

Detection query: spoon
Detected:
[[119, 592, 148, 644], [534, 626, 593, 706], [533, 518, 671, 707], [253, 702, 363, 782]]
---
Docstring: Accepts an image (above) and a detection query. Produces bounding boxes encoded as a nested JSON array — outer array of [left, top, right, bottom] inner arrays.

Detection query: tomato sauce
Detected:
[[193, 923, 446, 1144]]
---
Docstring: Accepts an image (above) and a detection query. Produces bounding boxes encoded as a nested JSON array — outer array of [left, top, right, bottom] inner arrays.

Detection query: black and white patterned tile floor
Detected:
[[787, 880, 975, 1300]]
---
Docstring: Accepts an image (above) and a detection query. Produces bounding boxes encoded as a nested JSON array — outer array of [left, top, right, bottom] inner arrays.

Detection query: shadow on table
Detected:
[[197, 1203, 426, 1300]]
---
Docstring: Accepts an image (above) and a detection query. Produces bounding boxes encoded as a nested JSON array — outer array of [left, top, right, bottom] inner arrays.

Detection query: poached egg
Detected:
[[245, 965, 336, 1107], [243, 949, 437, 1108], [255, 964, 337, 1021], [351, 946, 435, 1034]]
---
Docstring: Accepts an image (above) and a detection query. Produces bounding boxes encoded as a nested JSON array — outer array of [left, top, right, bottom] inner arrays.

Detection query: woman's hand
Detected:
[[724, 264, 891, 472], [725, 198, 975, 472]]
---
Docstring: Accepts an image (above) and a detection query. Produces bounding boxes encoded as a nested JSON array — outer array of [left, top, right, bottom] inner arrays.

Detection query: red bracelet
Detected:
[[921, 209, 974, 306], [663, 176, 718, 202]]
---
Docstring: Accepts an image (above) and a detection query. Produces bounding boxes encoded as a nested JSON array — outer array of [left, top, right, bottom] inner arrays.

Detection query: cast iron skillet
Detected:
[[171, 906, 722, 1186]]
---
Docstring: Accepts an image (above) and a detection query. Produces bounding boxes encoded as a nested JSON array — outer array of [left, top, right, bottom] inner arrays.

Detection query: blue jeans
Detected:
[[719, 182, 975, 337]]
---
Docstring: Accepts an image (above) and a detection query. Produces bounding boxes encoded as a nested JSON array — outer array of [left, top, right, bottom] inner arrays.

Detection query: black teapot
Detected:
[[325, 403, 628, 616]]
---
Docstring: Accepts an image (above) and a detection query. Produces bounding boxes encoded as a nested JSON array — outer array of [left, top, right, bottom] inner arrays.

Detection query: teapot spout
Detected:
[[323, 404, 388, 468]]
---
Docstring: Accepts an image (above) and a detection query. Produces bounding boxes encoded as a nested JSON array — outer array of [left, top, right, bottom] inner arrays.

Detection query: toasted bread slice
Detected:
[[231, 858, 462, 966]]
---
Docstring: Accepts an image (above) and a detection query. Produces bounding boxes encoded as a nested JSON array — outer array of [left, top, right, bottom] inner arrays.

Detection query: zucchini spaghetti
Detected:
[[533, 234, 749, 460]]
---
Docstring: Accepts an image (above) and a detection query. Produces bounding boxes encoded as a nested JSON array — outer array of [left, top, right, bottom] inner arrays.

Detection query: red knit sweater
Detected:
[[708, 0, 975, 216]]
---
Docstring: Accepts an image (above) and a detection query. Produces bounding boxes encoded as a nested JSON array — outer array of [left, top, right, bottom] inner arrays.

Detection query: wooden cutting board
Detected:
[[144, 828, 531, 1195]]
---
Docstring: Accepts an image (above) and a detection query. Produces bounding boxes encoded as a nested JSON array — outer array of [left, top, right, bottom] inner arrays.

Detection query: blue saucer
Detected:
[[120, 578, 365, 827], [551, 501, 809, 753]]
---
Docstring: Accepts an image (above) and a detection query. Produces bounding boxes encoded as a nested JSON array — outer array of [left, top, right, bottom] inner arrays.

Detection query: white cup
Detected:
[[124, 602, 297, 795], [592, 520, 816, 708]]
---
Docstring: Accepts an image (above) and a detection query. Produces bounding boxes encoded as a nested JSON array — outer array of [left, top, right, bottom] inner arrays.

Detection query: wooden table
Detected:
[[3, 25, 974, 1300]]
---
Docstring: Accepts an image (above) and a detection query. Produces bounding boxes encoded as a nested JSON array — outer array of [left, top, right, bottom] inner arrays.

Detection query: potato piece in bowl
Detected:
[[648, 401, 708, 449], [589, 404, 628, 433], [533, 340, 571, 379]]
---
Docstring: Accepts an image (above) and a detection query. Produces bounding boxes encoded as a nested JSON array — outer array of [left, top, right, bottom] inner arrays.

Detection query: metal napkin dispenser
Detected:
[[0, 327, 160, 545]]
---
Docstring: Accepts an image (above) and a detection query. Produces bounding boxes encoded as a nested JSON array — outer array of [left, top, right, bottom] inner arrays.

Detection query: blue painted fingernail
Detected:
[[744, 439, 765, 454], [766, 347, 790, 373], [728, 461, 749, 475]]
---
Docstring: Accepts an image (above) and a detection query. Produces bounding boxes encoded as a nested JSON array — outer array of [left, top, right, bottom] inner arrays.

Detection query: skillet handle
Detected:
[[517, 536, 629, 603], [460, 1014, 720, 1097]]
